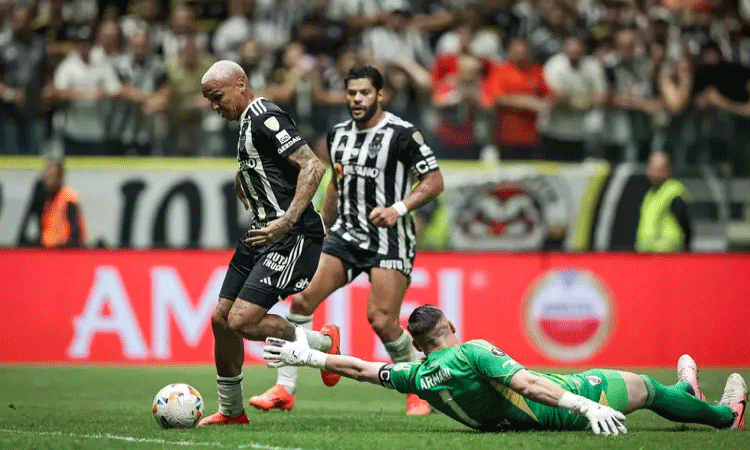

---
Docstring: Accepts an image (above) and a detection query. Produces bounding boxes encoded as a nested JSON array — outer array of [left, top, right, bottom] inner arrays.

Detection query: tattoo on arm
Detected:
[[284, 144, 325, 225]]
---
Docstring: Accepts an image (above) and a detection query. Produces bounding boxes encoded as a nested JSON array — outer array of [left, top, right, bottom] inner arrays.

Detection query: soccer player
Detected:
[[197, 60, 334, 426], [250, 66, 444, 416], [263, 305, 747, 434]]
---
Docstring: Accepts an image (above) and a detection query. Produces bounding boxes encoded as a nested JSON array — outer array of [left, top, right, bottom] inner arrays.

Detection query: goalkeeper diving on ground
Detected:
[[263, 305, 746, 435]]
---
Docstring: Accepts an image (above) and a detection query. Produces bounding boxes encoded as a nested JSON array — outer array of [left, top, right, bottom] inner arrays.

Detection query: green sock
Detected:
[[641, 375, 735, 429]]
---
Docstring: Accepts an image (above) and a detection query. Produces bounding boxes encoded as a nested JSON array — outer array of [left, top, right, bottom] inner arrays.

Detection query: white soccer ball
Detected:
[[152, 383, 204, 429]]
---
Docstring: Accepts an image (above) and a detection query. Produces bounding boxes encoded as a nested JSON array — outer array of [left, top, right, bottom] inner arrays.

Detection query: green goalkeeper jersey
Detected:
[[377, 339, 593, 432]]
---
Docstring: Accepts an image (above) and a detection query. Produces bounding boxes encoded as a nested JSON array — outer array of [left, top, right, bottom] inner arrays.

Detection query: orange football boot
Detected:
[[196, 410, 249, 426], [249, 384, 295, 411], [319, 324, 341, 387]]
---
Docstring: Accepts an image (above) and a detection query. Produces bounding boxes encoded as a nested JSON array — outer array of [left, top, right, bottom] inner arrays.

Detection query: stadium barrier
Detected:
[[2, 250, 747, 367]]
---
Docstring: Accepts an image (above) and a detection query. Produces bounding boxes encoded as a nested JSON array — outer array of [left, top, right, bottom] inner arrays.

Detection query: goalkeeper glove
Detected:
[[263, 337, 328, 369], [558, 391, 627, 435]]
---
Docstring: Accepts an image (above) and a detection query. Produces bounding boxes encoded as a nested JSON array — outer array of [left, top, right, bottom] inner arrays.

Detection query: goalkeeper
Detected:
[[263, 305, 746, 435]]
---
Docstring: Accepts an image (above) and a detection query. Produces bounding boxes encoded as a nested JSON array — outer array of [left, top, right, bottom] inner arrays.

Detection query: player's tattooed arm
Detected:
[[369, 170, 444, 228], [243, 144, 325, 246], [322, 176, 338, 229]]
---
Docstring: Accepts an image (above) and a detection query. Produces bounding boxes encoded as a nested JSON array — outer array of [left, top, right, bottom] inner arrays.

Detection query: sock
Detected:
[[275, 313, 312, 395], [641, 375, 735, 428], [384, 329, 416, 363], [217, 373, 244, 417]]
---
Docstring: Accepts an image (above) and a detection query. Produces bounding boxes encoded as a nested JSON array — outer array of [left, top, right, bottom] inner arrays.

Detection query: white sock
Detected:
[[276, 314, 313, 395], [217, 373, 244, 417], [384, 329, 416, 363]]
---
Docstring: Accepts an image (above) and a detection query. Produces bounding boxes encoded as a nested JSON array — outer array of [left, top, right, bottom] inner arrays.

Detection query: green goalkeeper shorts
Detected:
[[566, 369, 629, 413]]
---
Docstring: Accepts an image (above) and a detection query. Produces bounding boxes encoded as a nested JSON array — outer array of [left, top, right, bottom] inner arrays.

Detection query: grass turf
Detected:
[[0, 365, 748, 450]]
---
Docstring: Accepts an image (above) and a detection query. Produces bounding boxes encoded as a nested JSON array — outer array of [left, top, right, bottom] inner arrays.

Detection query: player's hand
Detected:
[[242, 217, 293, 246], [235, 171, 249, 211], [369, 206, 400, 228], [580, 402, 627, 436], [263, 337, 327, 369]]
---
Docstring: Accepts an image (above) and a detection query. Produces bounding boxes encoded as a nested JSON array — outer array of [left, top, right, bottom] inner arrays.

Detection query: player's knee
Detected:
[[226, 314, 247, 335], [211, 306, 230, 330], [367, 310, 398, 336], [290, 292, 315, 316]]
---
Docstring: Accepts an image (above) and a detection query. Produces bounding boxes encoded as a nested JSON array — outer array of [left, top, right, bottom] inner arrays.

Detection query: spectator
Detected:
[[0, 5, 53, 155], [382, 64, 425, 131], [52, 25, 121, 155], [482, 37, 551, 160], [541, 35, 606, 161], [435, 6, 502, 61], [265, 41, 315, 138], [636, 150, 691, 252], [310, 47, 360, 138], [157, 4, 208, 61], [431, 53, 486, 160], [293, 0, 348, 58], [603, 28, 664, 161], [92, 19, 123, 66], [326, 0, 382, 32], [39, 159, 87, 248], [361, 2, 433, 71], [212, 0, 256, 62], [530, 0, 579, 63], [165, 35, 214, 155], [110, 32, 169, 155], [120, 0, 165, 49], [238, 38, 270, 94]]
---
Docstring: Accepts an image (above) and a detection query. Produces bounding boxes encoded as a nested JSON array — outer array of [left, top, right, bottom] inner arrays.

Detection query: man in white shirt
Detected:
[[541, 35, 606, 161], [53, 25, 122, 155]]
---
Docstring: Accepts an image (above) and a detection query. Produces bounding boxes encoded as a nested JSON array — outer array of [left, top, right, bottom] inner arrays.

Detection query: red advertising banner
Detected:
[[1, 250, 748, 367]]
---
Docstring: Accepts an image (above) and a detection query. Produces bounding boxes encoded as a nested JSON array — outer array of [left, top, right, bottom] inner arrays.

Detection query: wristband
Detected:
[[557, 391, 588, 413], [392, 201, 408, 216], [304, 349, 329, 369]]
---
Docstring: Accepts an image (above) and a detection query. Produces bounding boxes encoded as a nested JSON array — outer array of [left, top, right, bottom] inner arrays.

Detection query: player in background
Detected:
[[250, 66, 444, 416], [263, 305, 747, 434], [197, 60, 335, 426]]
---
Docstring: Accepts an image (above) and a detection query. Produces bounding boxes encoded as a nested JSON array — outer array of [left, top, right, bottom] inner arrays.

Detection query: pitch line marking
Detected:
[[0, 428, 306, 450]]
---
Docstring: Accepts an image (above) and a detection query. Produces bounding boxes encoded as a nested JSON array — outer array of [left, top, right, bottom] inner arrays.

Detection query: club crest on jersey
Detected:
[[412, 131, 425, 146], [368, 133, 384, 158], [264, 116, 280, 131]]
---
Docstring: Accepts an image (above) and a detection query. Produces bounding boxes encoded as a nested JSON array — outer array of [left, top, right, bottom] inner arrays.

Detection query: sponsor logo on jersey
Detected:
[[341, 164, 380, 179], [264, 116, 280, 131], [262, 252, 288, 271], [278, 135, 301, 154], [491, 347, 507, 357], [522, 269, 613, 362], [419, 368, 452, 389], [275, 129, 291, 144]]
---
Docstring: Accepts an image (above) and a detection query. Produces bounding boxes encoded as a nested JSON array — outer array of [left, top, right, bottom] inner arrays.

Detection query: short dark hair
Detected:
[[344, 65, 384, 91], [407, 305, 444, 339]]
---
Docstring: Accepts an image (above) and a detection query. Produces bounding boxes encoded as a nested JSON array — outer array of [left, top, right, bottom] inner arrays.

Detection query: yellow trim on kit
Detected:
[[572, 162, 611, 250], [598, 392, 610, 406], [490, 380, 540, 423]]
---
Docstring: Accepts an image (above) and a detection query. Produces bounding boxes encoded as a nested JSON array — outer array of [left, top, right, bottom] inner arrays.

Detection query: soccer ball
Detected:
[[152, 383, 204, 429]]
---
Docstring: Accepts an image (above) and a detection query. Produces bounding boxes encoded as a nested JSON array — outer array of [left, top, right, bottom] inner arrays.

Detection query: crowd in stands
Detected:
[[1, 0, 750, 172]]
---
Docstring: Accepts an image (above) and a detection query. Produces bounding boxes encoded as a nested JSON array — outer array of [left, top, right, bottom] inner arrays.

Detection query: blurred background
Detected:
[[1, 0, 749, 367]]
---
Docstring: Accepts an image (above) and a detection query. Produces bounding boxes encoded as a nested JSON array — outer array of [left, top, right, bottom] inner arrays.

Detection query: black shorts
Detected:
[[322, 233, 413, 281], [219, 233, 322, 309]]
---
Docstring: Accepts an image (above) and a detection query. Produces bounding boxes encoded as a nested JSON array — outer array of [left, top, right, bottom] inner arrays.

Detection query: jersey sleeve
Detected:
[[254, 110, 307, 158], [397, 127, 439, 178], [378, 362, 420, 394], [461, 340, 524, 386]]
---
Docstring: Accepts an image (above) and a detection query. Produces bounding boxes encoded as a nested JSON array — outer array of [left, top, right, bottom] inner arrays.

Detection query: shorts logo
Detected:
[[379, 259, 411, 271], [294, 278, 310, 291], [522, 269, 613, 362], [275, 130, 291, 144], [586, 375, 602, 386], [260, 276, 273, 285], [263, 252, 288, 271]]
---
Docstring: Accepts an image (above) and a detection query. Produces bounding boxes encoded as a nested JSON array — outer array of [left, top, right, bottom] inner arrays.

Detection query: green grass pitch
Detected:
[[1, 365, 748, 450]]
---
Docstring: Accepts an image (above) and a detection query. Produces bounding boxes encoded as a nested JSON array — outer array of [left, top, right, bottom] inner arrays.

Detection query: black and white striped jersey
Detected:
[[327, 111, 439, 257], [236, 97, 324, 238]]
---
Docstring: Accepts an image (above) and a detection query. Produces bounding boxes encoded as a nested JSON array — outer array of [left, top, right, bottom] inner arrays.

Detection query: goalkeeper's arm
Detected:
[[509, 369, 627, 436], [263, 338, 385, 385]]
